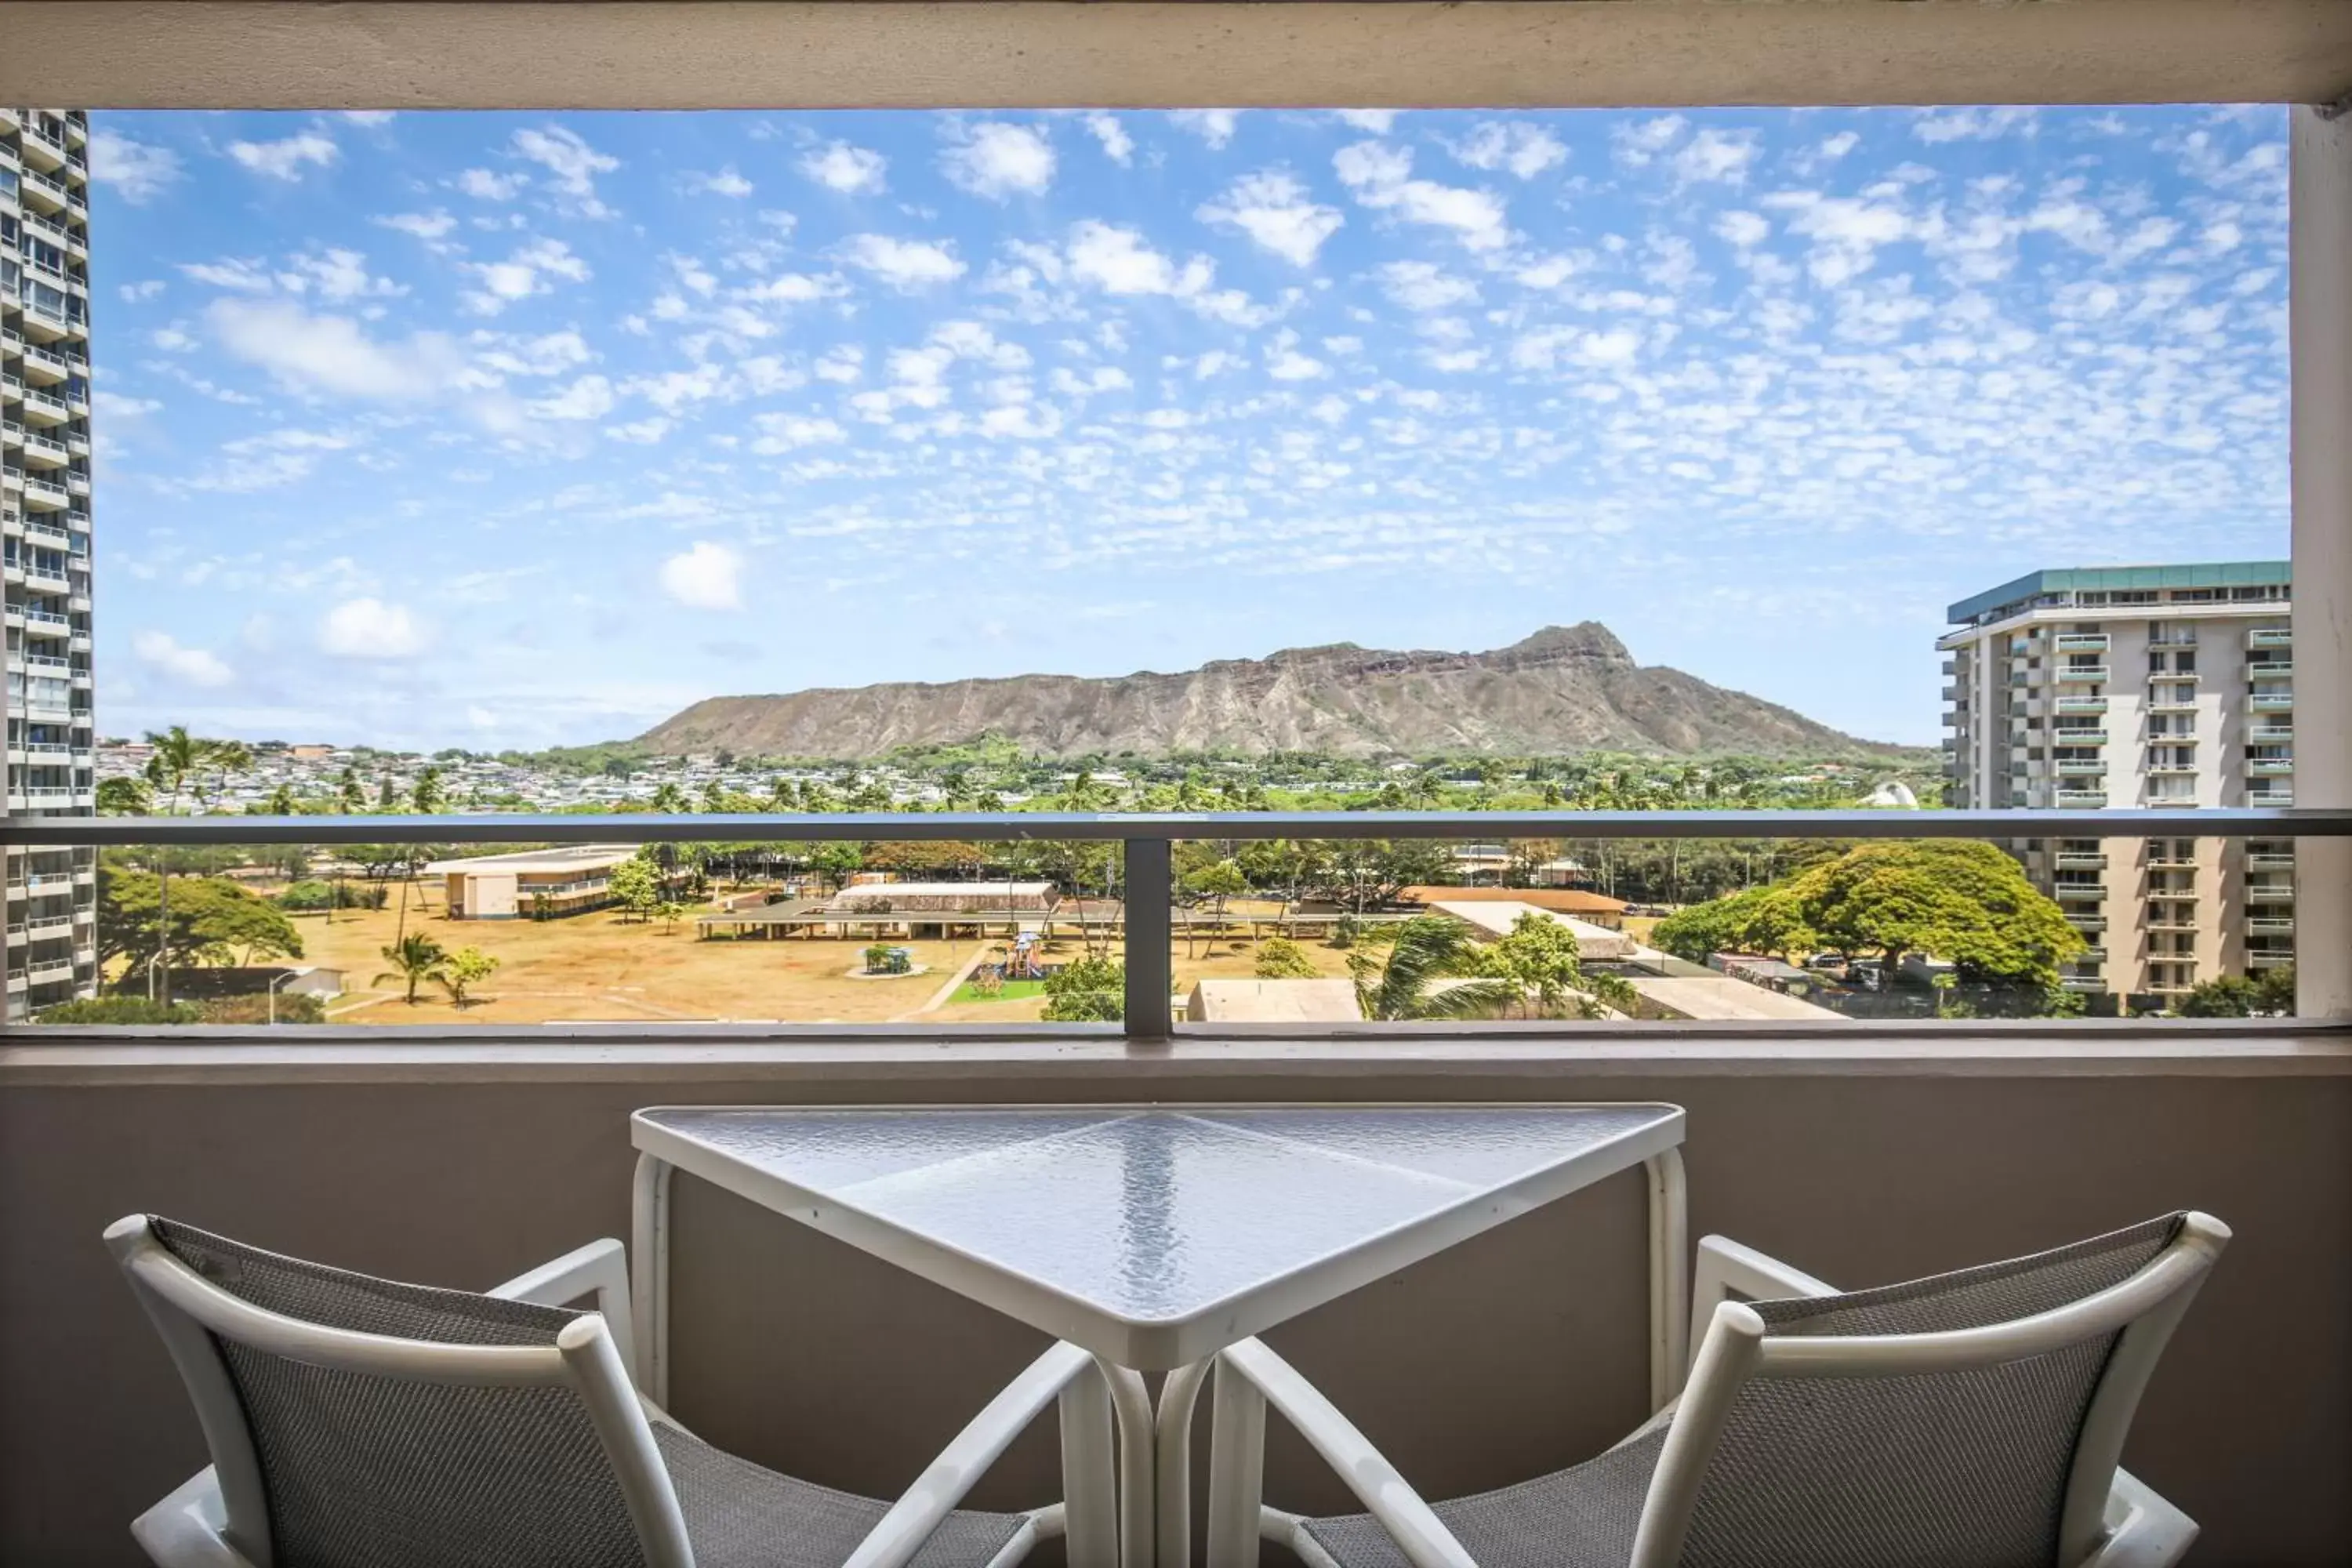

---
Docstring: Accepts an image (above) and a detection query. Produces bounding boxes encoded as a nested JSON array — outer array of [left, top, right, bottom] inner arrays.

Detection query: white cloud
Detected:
[[119, 279, 167, 303], [801, 140, 888, 194], [1672, 128, 1759, 187], [1334, 110, 1397, 134], [1715, 210, 1771, 249], [1170, 110, 1240, 150], [815, 346, 865, 383], [180, 258, 275, 292], [1446, 122, 1566, 180], [941, 122, 1056, 198], [838, 234, 967, 289], [1612, 115, 1686, 167], [659, 542, 744, 610], [228, 129, 339, 180], [1197, 170, 1344, 267], [1083, 114, 1134, 165], [458, 167, 525, 201], [343, 110, 396, 126], [377, 209, 458, 244], [1913, 107, 2038, 144], [208, 298, 461, 400], [1265, 328, 1327, 380], [462, 238, 592, 314], [688, 166, 755, 198], [89, 129, 183, 203], [510, 125, 619, 212], [1333, 140, 1510, 252], [471, 329, 593, 378], [1378, 260, 1479, 311], [751, 412, 848, 452], [319, 597, 427, 659], [739, 271, 848, 305], [1066, 222, 1213, 296], [529, 373, 616, 420], [606, 417, 672, 445], [132, 631, 234, 688], [93, 391, 163, 418], [283, 248, 405, 302]]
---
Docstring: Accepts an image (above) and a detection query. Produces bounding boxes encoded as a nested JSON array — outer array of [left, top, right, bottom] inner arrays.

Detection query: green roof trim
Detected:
[[1947, 561, 2290, 624]]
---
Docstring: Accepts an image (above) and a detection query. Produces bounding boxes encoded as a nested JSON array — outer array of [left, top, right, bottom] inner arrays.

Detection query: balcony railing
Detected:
[[4, 806, 2348, 1037], [2054, 695, 2108, 714], [2250, 693, 2295, 712], [2055, 666, 2110, 684], [2248, 662, 2293, 678], [2247, 628, 2293, 649], [2053, 633, 2110, 652]]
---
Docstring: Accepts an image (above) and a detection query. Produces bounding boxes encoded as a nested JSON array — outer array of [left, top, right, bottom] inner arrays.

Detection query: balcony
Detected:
[[2053, 851, 2107, 869], [2053, 633, 2110, 653], [2246, 724, 2295, 744], [2247, 662, 2293, 679], [2247, 627, 2293, 650], [2248, 916, 2297, 936], [2249, 790, 2296, 808], [2145, 914, 2202, 934], [2053, 788, 2108, 808], [2247, 851, 2296, 871], [2051, 728, 2106, 746], [2249, 693, 2295, 713], [2053, 665, 2109, 684], [2062, 911, 2107, 931], [2053, 695, 2107, 715], [2249, 758, 2294, 776], [1940, 684, 1962, 702], [2147, 693, 2200, 713], [2247, 950, 2296, 969], [2147, 631, 2200, 648], [2054, 759, 2107, 777]]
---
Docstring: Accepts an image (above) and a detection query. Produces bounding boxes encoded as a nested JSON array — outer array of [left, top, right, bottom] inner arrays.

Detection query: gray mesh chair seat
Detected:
[[1301, 1427, 1666, 1568], [107, 1215, 1112, 1568], [652, 1425, 1028, 1568], [1218, 1212, 2230, 1568]]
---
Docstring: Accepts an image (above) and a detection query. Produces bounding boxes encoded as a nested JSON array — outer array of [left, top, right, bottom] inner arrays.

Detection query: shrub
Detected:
[[198, 993, 328, 1025], [1253, 937, 1320, 979], [37, 996, 203, 1025], [277, 879, 387, 911], [1041, 956, 1123, 1022], [1330, 913, 1361, 949]]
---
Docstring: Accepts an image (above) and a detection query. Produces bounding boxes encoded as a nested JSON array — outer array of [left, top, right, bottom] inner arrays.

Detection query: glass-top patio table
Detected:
[[631, 1103, 1687, 1568]]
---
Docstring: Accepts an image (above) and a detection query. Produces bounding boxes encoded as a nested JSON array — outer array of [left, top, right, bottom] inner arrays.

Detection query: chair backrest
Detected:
[[1638, 1211, 2227, 1568], [106, 1215, 691, 1568]]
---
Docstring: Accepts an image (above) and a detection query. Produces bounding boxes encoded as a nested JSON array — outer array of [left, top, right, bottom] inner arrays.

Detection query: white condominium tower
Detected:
[[1940, 564, 2294, 1013], [1, 107, 96, 1021]]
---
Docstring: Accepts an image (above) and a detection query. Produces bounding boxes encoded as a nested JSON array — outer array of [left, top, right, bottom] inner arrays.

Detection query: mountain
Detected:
[[635, 624, 1903, 760]]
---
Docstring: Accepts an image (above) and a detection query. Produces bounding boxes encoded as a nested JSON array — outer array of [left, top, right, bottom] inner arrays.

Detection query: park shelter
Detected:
[[423, 844, 644, 920]]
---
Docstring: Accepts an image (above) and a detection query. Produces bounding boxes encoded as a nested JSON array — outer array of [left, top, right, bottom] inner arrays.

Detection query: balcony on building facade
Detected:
[[2054, 759, 2108, 778], [2052, 728, 2106, 746], [2053, 633, 2111, 653], [2061, 911, 2107, 932], [2248, 757, 2295, 776], [2147, 693, 2200, 713], [2246, 950, 2296, 969], [2054, 665, 2109, 684], [2246, 627, 2293, 650], [2249, 692, 2296, 713], [2247, 661, 2293, 679], [2247, 916, 2298, 936], [2053, 787, 2109, 808], [2053, 850, 2108, 870], [2053, 695, 2108, 715], [2247, 724, 2296, 744]]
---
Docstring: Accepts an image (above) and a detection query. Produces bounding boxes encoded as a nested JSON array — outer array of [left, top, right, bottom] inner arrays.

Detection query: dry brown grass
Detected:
[[289, 905, 1359, 1027]]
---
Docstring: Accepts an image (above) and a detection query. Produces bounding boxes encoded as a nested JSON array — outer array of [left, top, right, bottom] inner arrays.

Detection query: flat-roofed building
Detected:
[[1399, 885, 1629, 929], [1939, 561, 2296, 1008], [1185, 978, 1361, 1023], [424, 845, 649, 920]]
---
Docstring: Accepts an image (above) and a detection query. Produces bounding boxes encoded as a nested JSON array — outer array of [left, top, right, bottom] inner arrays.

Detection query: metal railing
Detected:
[[5, 807, 2348, 1038]]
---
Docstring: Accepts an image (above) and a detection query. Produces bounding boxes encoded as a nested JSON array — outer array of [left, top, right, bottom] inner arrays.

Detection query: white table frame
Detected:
[[630, 1103, 1687, 1568]]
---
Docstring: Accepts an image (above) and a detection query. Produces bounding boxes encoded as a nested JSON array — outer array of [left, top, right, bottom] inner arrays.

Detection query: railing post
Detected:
[[1123, 836, 1173, 1041], [2293, 104, 2352, 1019]]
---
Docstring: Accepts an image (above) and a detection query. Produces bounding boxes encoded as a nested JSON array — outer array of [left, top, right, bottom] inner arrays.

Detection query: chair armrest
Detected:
[[1693, 1234, 1834, 1316], [488, 1239, 639, 1385], [2076, 1467, 2198, 1568], [842, 1341, 1097, 1568], [1219, 1338, 1478, 1568]]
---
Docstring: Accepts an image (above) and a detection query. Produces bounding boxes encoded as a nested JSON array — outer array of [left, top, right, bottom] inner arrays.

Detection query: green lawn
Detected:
[[949, 978, 1050, 1004]]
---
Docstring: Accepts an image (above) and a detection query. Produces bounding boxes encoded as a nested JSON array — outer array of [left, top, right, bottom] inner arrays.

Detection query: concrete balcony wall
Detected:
[[0, 1037, 2347, 1566]]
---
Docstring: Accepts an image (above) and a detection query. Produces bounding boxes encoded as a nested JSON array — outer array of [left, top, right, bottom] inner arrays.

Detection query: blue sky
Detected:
[[82, 104, 2289, 751]]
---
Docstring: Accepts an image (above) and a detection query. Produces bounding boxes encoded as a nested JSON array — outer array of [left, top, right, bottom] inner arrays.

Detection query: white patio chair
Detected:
[[1204, 1210, 2228, 1568], [106, 1214, 1122, 1568]]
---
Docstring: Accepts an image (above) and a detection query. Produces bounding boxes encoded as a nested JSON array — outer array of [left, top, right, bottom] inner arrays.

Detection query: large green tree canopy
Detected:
[[1653, 840, 2082, 988], [96, 869, 306, 971]]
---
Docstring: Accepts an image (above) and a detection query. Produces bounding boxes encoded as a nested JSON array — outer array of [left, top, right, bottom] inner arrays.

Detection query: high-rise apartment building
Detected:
[[1, 107, 97, 1021], [1940, 563, 2294, 1012]]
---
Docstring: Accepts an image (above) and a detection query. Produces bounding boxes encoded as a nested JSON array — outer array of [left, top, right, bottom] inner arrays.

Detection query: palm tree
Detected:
[[267, 784, 296, 816], [651, 782, 686, 813], [139, 726, 249, 1005], [409, 765, 448, 815], [336, 766, 366, 814], [1348, 916, 1519, 1021], [374, 932, 449, 1005]]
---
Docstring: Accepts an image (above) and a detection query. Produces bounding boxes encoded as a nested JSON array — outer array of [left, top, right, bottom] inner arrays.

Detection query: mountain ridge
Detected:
[[636, 623, 1906, 760]]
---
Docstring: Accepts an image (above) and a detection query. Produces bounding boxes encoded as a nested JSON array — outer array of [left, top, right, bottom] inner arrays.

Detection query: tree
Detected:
[[142, 725, 245, 815], [336, 766, 367, 814], [437, 946, 499, 1008], [1477, 911, 1585, 1018], [267, 784, 297, 816], [1180, 858, 1250, 956], [1041, 956, 1123, 1022], [2174, 971, 2293, 1018], [608, 858, 662, 923], [409, 766, 448, 815], [96, 869, 305, 974], [1585, 971, 1642, 1018], [1253, 936, 1320, 979], [375, 932, 449, 1005], [1653, 885, 1813, 963], [655, 899, 687, 934], [1348, 916, 1519, 1021], [96, 776, 152, 815], [650, 782, 686, 814]]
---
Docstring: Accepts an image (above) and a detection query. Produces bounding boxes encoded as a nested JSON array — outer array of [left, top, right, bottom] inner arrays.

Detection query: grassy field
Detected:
[[281, 897, 1361, 1025]]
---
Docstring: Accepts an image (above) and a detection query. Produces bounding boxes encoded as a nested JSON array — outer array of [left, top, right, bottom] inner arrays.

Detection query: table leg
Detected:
[[1153, 1359, 1212, 1568], [1097, 1357, 1157, 1568], [633, 1152, 674, 1407], [1645, 1147, 1689, 1410]]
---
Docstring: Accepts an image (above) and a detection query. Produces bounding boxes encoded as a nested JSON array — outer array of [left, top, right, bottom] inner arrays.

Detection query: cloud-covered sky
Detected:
[[84, 105, 2288, 750]]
